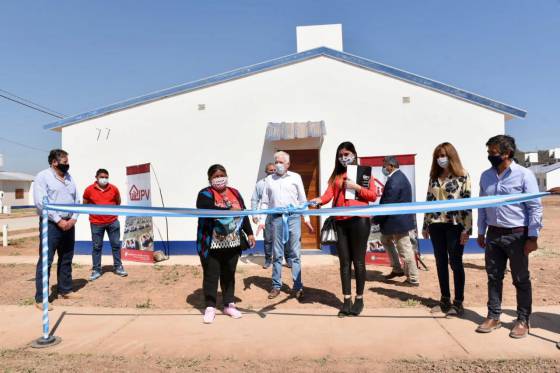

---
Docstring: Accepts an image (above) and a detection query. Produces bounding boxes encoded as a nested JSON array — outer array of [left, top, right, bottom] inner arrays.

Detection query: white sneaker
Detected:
[[223, 303, 242, 319], [203, 307, 216, 324]]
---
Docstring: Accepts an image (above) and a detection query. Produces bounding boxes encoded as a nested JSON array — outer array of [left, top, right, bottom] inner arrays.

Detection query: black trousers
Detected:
[[428, 223, 465, 302], [485, 228, 531, 322], [335, 217, 371, 296], [199, 248, 240, 308], [35, 221, 75, 302]]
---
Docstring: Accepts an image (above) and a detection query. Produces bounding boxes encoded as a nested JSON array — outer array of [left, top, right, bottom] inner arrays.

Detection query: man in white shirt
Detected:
[[251, 162, 276, 269], [260, 151, 314, 301]]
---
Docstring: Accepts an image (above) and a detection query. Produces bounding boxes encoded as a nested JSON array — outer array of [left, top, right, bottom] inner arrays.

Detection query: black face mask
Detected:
[[488, 155, 503, 169], [57, 163, 70, 173]]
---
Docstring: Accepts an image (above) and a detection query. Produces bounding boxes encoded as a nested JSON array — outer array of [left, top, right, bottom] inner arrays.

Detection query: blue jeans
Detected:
[[263, 215, 273, 262], [35, 220, 75, 302], [91, 220, 122, 272], [271, 215, 302, 291]]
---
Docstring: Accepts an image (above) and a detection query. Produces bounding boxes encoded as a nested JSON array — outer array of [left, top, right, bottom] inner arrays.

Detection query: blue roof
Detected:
[[44, 47, 527, 130]]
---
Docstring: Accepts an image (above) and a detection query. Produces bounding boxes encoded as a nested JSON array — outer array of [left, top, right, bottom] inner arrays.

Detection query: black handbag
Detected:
[[320, 181, 344, 245], [320, 216, 338, 245]]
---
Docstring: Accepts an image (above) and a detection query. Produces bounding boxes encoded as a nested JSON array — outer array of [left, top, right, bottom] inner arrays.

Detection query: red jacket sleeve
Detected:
[[320, 181, 335, 205], [358, 177, 377, 202]]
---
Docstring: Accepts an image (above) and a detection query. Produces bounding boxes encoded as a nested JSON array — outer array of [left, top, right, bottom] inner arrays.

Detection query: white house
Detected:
[[525, 152, 539, 164], [0, 171, 34, 208], [549, 148, 560, 160], [42, 24, 527, 254], [529, 164, 560, 192]]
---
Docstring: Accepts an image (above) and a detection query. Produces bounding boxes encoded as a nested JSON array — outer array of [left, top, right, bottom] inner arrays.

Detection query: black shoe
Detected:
[[384, 271, 405, 280], [430, 297, 451, 314], [446, 300, 464, 318], [338, 298, 352, 317], [349, 297, 364, 316]]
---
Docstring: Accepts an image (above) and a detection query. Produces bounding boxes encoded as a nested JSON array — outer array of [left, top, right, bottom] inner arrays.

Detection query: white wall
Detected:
[[526, 152, 539, 163], [547, 168, 560, 190], [61, 56, 505, 243]]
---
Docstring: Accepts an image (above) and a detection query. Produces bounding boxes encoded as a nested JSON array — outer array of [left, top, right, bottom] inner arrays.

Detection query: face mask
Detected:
[[97, 178, 109, 187], [488, 155, 504, 169], [57, 163, 70, 173], [338, 154, 356, 167], [211, 176, 228, 190], [275, 163, 286, 175], [381, 167, 390, 176], [266, 170, 275, 176], [437, 157, 449, 168]]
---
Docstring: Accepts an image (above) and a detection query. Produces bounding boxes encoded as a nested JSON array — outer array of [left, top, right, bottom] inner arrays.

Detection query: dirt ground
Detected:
[[0, 349, 558, 373], [0, 196, 559, 372]]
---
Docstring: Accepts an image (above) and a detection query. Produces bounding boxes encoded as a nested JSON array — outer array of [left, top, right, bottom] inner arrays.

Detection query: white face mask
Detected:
[[275, 163, 286, 175], [97, 178, 109, 186], [437, 157, 449, 169], [338, 154, 356, 167], [211, 176, 228, 191]]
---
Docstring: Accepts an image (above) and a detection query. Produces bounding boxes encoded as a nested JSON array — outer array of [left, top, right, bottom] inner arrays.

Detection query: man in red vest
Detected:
[[83, 168, 127, 280]]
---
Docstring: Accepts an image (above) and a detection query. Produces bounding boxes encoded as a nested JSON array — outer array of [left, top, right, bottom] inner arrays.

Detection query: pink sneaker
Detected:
[[203, 307, 216, 324], [223, 303, 242, 319]]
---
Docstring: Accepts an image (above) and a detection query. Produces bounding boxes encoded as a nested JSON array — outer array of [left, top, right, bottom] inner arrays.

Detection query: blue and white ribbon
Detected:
[[44, 192, 548, 218], [36, 191, 548, 339]]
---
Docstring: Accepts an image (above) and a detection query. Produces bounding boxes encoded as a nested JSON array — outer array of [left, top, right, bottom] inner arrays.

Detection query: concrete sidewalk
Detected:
[[1, 305, 559, 360]]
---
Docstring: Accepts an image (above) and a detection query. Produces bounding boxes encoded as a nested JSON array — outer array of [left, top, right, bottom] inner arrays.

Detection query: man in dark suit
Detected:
[[373, 156, 419, 286]]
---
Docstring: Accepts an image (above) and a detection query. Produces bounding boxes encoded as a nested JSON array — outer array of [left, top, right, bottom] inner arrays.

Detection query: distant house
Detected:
[[0, 171, 34, 207], [549, 148, 560, 160], [529, 164, 560, 192], [525, 152, 539, 164]]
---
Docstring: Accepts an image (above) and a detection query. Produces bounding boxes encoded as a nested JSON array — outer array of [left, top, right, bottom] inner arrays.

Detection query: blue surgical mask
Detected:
[[382, 167, 390, 176], [437, 157, 449, 169], [275, 163, 286, 175]]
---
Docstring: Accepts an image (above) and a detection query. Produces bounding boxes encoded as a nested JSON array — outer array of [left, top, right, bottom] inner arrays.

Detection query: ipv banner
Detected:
[[121, 163, 155, 263]]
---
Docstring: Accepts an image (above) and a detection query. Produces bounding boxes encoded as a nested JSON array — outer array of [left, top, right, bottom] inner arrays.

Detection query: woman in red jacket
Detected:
[[312, 141, 377, 317]]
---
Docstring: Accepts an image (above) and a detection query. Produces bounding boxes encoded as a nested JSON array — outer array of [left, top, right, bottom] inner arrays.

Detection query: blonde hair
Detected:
[[429, 142, 466, 180]]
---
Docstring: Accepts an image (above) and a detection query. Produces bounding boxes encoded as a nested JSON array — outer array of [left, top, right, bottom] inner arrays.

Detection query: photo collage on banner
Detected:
[[121, 163, 155, 263]]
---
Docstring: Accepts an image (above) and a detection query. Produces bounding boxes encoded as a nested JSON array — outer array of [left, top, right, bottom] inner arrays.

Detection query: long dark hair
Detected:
[[329, 141, 358, 184]]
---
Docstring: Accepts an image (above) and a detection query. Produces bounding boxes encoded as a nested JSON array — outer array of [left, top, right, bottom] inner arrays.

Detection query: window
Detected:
[[15, 189, 24, 200]]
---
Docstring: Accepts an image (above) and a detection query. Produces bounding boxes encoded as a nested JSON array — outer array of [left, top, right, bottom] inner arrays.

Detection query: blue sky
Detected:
[[1, 0, 559, 174]]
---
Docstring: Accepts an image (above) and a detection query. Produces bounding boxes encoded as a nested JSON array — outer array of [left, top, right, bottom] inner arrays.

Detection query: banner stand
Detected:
[[31, 197, 62, 348]]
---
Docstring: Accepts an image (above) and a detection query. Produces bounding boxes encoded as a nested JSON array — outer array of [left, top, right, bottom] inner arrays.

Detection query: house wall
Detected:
[[61, 56, 505, 246], [546, 168, 560, 191]]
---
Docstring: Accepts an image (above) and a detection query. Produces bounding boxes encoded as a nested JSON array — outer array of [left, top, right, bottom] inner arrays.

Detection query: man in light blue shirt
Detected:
[[250, 162, 275, 268], [33, 149, 81, 310], [476, 135, 543, 339]]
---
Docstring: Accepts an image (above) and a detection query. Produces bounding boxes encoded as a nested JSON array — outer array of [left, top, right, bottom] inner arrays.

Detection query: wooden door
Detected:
[[285, 149, 320, 249]]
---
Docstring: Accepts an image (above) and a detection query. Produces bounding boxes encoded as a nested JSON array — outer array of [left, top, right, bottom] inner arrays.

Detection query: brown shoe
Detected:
[[509, 320, 529, 339], [476, 318, 501, 333], [59, 292, 82, 300], [35, 302, 53, 311], [268, 288, 281, 299]]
